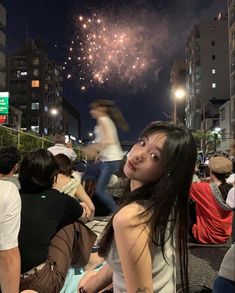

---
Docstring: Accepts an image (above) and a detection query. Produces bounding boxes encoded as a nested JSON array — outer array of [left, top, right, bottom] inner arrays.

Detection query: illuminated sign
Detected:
[[0, 115, 8, 124], [0, 92, 9, 115]]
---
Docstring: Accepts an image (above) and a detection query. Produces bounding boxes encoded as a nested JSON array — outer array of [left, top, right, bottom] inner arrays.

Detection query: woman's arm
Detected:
[[78, 262, 113, 293], [74, 185, 95, 221], [113, 204, 153, 293], [0, 247, 20, 293]]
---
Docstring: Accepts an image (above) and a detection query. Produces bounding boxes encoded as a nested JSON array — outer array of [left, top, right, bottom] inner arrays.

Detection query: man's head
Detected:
[[0, 147, 20, 176], [53, 131, 65, 144], [208, 156, 232, 175]]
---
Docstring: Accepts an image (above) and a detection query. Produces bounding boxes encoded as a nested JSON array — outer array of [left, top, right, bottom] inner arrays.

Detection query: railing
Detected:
[[0, 125, 84, 159]]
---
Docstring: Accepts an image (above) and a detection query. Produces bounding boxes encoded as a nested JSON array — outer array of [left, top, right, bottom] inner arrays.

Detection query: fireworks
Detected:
[[65, 14, 149, 90]]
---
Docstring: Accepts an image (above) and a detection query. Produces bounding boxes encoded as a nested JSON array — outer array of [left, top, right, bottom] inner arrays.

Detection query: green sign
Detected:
[[0, 92, 9, 115]]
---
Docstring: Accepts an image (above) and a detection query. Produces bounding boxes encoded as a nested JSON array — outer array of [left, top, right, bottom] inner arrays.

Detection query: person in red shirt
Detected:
[[190, 156, 233, 244]]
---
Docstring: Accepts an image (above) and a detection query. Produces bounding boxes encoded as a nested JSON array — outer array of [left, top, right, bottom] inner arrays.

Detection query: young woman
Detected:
[[85, 99, 129, 213], [78, 121, 197, 293], [53, 153, 95, 221], [18, 149, 96, 293]]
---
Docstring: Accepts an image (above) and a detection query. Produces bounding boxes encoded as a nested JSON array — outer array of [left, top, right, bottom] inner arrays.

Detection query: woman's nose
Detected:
[[133, 151, 146, 163]]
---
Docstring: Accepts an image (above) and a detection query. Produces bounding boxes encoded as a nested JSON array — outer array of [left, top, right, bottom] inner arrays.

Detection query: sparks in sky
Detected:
[[65, 14, 150, 90]]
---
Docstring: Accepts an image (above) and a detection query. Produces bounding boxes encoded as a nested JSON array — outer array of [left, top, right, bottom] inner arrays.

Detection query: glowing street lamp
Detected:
[[173, 88, 186, 124], [50, 108, 59, 134], [50, 108, 58, 116]]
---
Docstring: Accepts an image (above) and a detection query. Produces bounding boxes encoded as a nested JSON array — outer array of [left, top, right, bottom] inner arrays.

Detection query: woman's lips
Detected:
[[127, 160, 137, 171]]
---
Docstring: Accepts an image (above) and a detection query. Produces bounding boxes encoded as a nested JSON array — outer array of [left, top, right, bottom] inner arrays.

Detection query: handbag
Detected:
[[72, 221, 97, 267]]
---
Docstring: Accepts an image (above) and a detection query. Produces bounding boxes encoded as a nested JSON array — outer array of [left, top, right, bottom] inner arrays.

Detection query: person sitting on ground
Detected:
[[190, 156, 233, 244], [78, 122, 197, 293], [47, 131, 77, 161], [18, 149, 96, 293], [0, 180, 21, 293], [53, 153, 95, 221], [0, 146, 21, 189]]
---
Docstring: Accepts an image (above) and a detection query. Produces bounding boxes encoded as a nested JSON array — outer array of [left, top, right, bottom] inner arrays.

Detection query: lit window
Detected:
[[31, 102, 39, 110], [212, 69, 216, 74], [22, 72, 28, 76], [32, 80, 40, 88], [212, 83, 216, 88]]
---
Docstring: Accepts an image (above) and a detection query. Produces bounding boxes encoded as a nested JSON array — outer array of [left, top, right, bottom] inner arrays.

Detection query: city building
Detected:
[[6, 39, 63, 135], [9, 106, 22, 131], [228, 0, 235, 147], [217, 100, 233, 152], [0, 3, 6, 90], [185, 12, 230, 131], [63, 98, 81, 141], [170, 59, 186, 124]]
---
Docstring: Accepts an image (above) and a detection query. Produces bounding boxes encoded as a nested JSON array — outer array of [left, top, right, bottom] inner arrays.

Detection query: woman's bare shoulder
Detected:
[[113, 203, 146, 228]]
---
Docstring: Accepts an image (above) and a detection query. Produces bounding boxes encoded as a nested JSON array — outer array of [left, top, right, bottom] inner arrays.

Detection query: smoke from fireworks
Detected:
[[64, 13, 155, 91]]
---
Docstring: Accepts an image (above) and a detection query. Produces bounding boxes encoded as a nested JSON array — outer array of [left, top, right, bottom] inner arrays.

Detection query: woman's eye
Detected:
[[150, 153, 159, 160], [139, 139, 145, 146]]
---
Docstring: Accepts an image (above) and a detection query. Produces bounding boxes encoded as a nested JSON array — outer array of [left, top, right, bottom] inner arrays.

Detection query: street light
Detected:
[[173, 88, 186, 124], [50, 108, 59, 134], [50, 108, 58, 116]]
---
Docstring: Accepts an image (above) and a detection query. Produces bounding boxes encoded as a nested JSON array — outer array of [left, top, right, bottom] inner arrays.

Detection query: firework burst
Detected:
[[65, 13, 151, 91]]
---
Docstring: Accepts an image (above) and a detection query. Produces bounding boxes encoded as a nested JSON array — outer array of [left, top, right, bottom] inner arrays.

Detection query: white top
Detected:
[[107, 225, 176, 293], [226, 173, 235, 185], [47, 144, 77, 161], [226, 187, 235, 209], [96, 116, 123, 162], [0, 181, 21, 250]]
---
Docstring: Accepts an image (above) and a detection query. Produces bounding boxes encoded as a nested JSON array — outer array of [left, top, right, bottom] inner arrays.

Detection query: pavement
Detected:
[[187, 240, 231, 289]]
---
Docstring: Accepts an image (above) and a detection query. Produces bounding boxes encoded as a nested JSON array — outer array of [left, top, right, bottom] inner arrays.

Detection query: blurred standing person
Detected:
[[85, 99, 129, 213], [47, 131, 77, 161], [0, 180, 21, 293]]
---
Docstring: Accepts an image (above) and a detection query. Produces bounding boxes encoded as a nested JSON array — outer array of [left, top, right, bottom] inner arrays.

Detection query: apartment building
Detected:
[[7, 39, 63, 135], [185, 13, 230, 131]]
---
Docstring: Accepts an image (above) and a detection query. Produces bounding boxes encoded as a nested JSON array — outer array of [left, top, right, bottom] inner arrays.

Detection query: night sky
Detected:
[[2, 0, 227, 141]]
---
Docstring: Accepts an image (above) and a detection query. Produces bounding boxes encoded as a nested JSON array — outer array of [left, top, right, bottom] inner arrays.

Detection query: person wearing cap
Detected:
[[189, 156, 233, 244]]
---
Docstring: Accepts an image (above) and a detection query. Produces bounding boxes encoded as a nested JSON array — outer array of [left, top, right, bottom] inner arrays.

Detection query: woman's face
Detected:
[[123, 132, 166, 186], [89, 105, 100, 119], [89, 105, 106, 119]]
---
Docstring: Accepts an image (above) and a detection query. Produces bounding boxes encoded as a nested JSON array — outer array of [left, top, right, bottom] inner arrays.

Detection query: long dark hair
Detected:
[[98, 122, 197, 293]]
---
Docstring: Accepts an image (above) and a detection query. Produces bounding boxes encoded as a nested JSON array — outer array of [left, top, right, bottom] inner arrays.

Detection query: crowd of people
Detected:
[[0, 99, 235, 293]]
